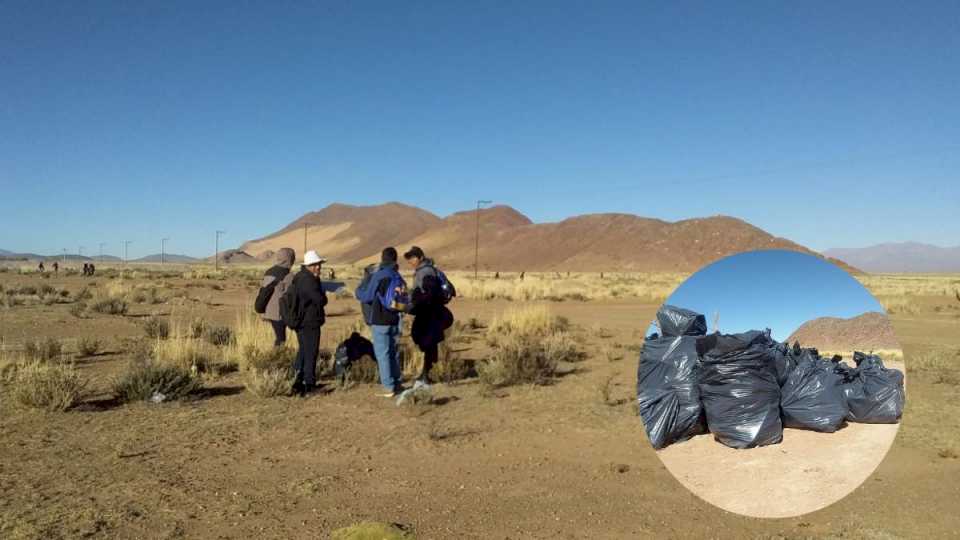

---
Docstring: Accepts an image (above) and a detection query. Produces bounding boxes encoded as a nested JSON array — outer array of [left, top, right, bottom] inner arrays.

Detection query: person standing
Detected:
[[403, 246, 453, 387], [256, 248, 296, 346], [291, 250, 328, 396], [357, 247, 406, 397]]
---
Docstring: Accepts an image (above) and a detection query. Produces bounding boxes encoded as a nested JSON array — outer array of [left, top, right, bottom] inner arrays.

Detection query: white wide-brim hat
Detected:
[[303, 250, 326, 266]]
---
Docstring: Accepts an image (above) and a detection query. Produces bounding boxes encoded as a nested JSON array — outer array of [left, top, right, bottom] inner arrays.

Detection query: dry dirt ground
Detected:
[[0, 268, 958, 539]]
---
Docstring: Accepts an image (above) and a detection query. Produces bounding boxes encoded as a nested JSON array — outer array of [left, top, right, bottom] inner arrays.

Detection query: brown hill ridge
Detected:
[[786, 312, 899, 351], [240, 202, 859, 273]]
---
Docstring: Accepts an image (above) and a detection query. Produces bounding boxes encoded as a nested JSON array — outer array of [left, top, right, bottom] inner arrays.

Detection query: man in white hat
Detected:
[[290, 250, 328, 396]]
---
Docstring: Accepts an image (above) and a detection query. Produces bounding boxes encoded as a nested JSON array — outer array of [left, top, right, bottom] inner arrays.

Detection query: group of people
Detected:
[[34, 261, 95, 275], [81, 262, 96, 276], [256, 246, 454, 398]]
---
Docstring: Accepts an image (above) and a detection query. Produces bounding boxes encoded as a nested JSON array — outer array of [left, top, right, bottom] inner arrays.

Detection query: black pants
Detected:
[[270, 320, 287, 346], [419, 343, 438, 383], [294, 326, 321, 386]]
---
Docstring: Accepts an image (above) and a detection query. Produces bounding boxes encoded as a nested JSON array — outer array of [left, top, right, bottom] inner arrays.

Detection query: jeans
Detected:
[[371, 324, 402, 391], [269, 320, 287, 346], [294, 326, 321, 386]]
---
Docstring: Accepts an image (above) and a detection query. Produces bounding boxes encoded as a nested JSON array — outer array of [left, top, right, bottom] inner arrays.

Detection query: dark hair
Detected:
[[381, 247, 398, 263], [403, 246, 425, 260]]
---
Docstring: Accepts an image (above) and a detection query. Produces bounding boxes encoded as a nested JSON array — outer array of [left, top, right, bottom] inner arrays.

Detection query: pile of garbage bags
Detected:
[[637, 305, 905, 450]]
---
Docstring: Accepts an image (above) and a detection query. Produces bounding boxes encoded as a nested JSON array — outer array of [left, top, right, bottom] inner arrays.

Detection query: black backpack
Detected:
[[279, 279, 304, 330]]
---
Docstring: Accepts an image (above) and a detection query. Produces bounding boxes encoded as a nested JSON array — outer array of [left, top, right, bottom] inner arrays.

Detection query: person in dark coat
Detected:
[[403, 246, 453, 386], [291, 250, 328, 396]]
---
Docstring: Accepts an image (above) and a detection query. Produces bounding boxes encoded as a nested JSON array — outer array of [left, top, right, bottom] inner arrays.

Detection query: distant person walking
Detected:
[[37, 261, 44, 273], [52, 261, 58, 273], [404, 246, 454, 386], [255, 248, 296, 346], [356, 247, 406, 397], [89, 263, 95, 276], [290, 250, 328, 396]]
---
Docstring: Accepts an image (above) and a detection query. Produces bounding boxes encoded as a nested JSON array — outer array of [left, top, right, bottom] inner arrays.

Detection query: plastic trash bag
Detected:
[[842, 352, 905, 424], [696, 330, 783, 449], [637, 333, 707, 449], [780, 354, 848, 432], [657, 305, 708, 337]]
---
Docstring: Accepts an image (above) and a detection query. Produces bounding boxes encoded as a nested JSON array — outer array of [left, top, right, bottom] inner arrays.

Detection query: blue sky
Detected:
[[648, 249, 885, 341], [1, 2, 958, 258]]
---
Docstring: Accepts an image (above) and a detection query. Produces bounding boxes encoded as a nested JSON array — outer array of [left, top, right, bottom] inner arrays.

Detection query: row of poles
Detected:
[[57, 199, 495, 273]]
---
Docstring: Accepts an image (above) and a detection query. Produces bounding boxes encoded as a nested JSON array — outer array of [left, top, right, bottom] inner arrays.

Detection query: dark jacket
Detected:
[[367, 262, 401, 326], [410, 267, 453, 349], [292, 267, 328, 329]]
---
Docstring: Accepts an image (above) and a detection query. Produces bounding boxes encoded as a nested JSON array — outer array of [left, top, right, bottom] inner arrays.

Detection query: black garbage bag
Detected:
[[637, 333, 707, 449], [767, 337, 795, 387], [780, 353, 848, 432], [842, 352, 905, 424], [697, 330, 783, 449], [334, 332, 376, 384], [657, 305, 708, 337]]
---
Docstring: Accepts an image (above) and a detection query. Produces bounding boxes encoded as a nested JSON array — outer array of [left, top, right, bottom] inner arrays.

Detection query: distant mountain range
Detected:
[[240, 202, 859, 272], [824, 242, 960, 273], [134, 254, 200, 263], [0, 250, 195, 263]]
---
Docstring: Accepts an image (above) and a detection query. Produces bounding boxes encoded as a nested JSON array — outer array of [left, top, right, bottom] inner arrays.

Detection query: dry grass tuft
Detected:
[[76, 337, 101, 357], [243, 367, 293, 398], [13, 361, 88, 411]]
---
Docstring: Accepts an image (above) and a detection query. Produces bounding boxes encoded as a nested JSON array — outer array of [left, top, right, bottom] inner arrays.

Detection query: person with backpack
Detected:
[[355, 247, 406, 397], [255, 247, 296, 346], [403, 246, 455, 387], [287, 250, 328, 396]]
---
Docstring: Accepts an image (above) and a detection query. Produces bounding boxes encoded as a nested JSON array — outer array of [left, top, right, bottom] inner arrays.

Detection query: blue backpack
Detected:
[[435, 268, 456, 304], [377, 272, 409, 312]]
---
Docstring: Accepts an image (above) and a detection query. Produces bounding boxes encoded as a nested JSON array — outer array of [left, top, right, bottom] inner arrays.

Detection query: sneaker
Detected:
[[377, 391, 397, 398]]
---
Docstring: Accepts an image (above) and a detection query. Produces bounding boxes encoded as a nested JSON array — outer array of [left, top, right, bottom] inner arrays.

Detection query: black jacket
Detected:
[[410, 273, 453, 349], [367, 262, 401, 326], [292, 267, 328, 329]]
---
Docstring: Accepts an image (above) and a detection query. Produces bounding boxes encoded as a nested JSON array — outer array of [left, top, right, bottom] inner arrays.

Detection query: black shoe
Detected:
[[291, 381, 305, 397]]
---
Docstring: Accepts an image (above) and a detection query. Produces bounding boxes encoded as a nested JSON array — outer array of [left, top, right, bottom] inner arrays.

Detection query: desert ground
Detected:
[[0, 264, 958, 539]]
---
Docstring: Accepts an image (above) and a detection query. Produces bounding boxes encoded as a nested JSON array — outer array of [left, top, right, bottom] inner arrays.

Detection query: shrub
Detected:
[[541, 331, 581, 364], [401, 342, 472, 383], [243, 367, 293, 398], [479, 334, 561, 388], [342, 356, 380, 385], [76, 337, 101, 357], [13, 361, 88, 411], [189, 318, 207, 339], [24, 337, 64, 362], [39, 284, 55, 296], [18, 285, 37, 296], [143, 316, 170, 339], [112, 361, 200, 403], [203, 325, 233, 347], [69, 302, 88, 318], [75, 287, 93, 302], [91, 298, 128, 315], [153, 335, 221, 374], [486, 306, 569, 346], [240, 344, 297, 372]]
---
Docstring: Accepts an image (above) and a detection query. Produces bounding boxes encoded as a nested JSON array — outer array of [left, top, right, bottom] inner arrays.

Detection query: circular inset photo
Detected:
[[636, 249, 905, 518]]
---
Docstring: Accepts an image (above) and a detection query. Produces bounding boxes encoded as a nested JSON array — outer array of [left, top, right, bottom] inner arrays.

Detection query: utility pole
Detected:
[[474, 200, 492, 280], [161, 238, 169, 265], [123, 241, 133, 264], [99, 242, 106, 263], [215, 230, 226, 271], [62, 248, 67, 266], [78, 246, 84, 259], [303, 223, 308, 255]]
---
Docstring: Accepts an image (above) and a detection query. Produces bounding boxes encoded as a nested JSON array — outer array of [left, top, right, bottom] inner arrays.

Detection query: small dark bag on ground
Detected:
[[334, 332, 376, 383]]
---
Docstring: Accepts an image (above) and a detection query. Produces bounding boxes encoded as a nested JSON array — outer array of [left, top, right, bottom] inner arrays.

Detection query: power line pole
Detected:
[[303, 223, 308, 255], [99, 242, 106, 263], [78, 246, 84, 258], [215, 230, 225, 271], [161, 238, 169, 265], [123, 241, 133, 264], [62, 248, 67, 266], [474, 200, 492, 280]]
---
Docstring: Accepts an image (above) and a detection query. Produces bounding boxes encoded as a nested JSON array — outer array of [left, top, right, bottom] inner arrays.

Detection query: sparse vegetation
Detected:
[[243, 367, 294, 398], [203, 325, 233, 347], [76, 337, 101, 357], [91, 297, 129, 315], [13, 361, 88, 411], [144, 316, 171, 339], [24, 337, 64, 363], [112, 361, 201, 403]]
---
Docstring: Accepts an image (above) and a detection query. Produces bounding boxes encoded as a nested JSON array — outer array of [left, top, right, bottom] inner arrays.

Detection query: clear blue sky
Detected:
[[649, 249, 885, 341], [1, 2, 958, 258]]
